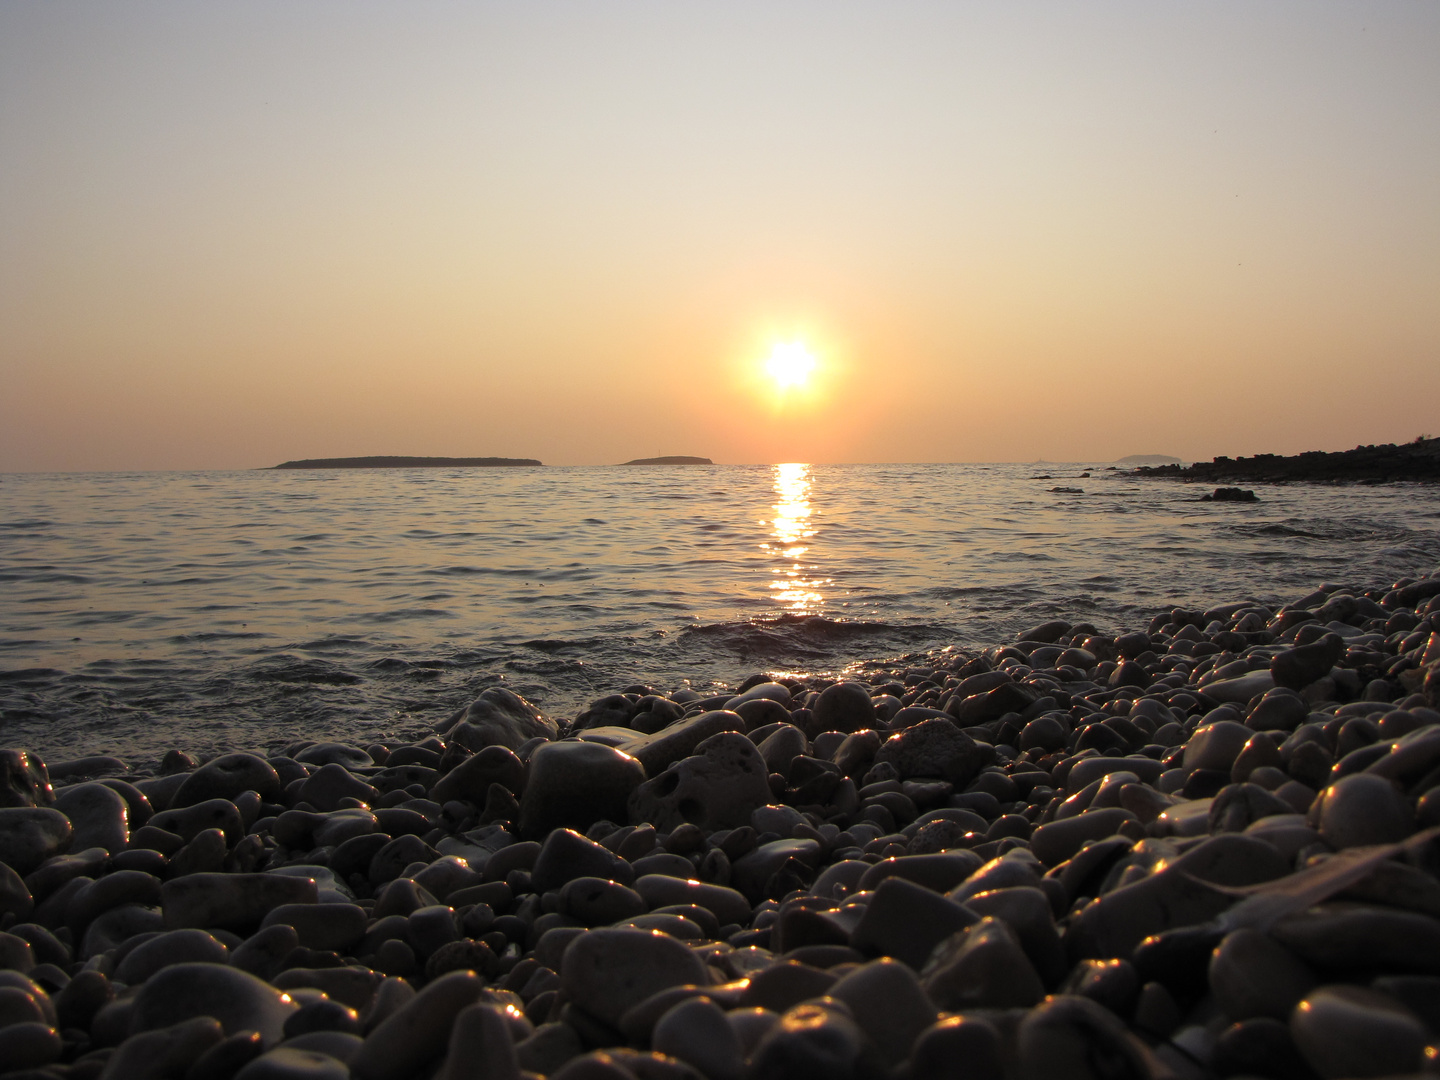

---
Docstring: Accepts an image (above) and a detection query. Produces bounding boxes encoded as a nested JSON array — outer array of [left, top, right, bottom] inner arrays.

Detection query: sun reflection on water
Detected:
[[765, 463, 829, 612]]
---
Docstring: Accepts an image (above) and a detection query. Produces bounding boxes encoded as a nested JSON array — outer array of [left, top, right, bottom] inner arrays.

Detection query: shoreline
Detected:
[[2, 568, 1439, 1077]]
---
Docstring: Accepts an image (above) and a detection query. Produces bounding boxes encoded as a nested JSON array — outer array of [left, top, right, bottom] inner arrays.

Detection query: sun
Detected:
[[764, 341, 817, 390]]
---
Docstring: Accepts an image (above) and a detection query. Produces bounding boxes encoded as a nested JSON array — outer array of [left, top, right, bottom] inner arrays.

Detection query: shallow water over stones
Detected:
[[1, 567, 1440, 1077]]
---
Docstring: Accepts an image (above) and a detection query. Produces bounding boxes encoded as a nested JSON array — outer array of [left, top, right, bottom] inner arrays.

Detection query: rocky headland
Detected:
[[271, 458, 543, 470], [3, 568, 1440, 1079], [1134, 438, 1440, 485]]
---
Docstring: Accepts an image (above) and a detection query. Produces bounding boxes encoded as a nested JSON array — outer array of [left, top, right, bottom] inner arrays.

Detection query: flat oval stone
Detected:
[[652, 996, 744, 1080], [172, 753, 282, 807], [531, 828, 634, 892], [748, 1002, 874, 1080], [0, 1020, 61, 1071], [149, 798, 244, 844], [161, 873, 318, 931], [53, 782, 129, 854], [1315, 774, 1412, 849], [115, 928, 229, 984], [295, 743, 374, 769], [561, 927, 709, 1027], [634, 877, 752, 927], [130, 963, 299, 1046], [0, 808, 73, 874], [261, 903, 367, 953], [1030, 808, 1138, 867], [1184, 721, 1253, 773], [1290, 985, 1426, 1078], [99, 1016, 225, 1079], [519, 742, 646, 841], [1209, 928, 1317, 1022], [560, 877, 647, 926], [236, 1047, 351, 1080]]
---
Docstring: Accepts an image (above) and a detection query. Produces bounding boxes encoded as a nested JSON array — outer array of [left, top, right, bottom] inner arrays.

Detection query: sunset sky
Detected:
[[2, 2, 1437, 470]]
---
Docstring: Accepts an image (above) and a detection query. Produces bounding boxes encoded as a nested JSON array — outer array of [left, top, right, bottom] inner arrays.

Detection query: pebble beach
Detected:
[[4, 567, 1440, 1080]]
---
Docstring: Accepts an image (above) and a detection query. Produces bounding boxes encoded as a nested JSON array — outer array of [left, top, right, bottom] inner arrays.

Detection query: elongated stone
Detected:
[[161, 872, 318, 930]]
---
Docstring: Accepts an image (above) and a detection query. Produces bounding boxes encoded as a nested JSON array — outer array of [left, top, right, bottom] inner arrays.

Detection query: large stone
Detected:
[[615, 711, 747, 775], [629, 732, 771, 833], [827, 959, 937, 1064], [850, 877, 978, 970], [561, 927, 709, 1027], [1067, 834, 1289, 960], [130, 963, 299, 1046], [0, 807, 72, 873], [1290, 985, 1426, 1078], [810, 683, 876, 734], [1030, 808, 1137, 867], [99, 1016, 225, 1080], [115, 928, 229, 984], [435, 1002, 521, 1080], [261, 903, 368, 953], [149, 798, 244, 844], [351, 971, 487, 1080], [172, 753, 282, 807], [1312, 774, 1412, 849], [519, 742, 645, 841], [54, 782, 130, 854], [747, 1002, 877, 1080], [1272, 635, 1345, 692], [161, 872, 318, 930], [874, 719, 985, 786], [1183, 721, 1252, 773], [430, 745, 526, 806], [1204, 671, 1277, 705], [949, 681, 1039, 726], [441, 688, 558, 752], [1015, 995, 1164, 1080], [1209, 928, 1317, 1022], [531, 829, 634, 891], [0, 750, 54, 807], [921, 916, 1045, 1010], [652, 996, 744, 1080]]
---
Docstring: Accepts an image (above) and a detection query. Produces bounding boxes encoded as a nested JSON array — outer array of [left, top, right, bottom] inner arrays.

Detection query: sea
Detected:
[[3, 463, 1439, 764]]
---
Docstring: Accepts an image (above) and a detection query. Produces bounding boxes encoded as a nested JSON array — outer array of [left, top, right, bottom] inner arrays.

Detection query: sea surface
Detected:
[[3, 463, 1439, 763]]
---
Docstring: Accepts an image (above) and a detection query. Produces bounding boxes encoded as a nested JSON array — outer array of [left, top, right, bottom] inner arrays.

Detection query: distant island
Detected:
[[1133, 437, 1439, 484], [1115, 454, 1182, 466], [271, 456, 542, 469], [619, 456, 713, 465]]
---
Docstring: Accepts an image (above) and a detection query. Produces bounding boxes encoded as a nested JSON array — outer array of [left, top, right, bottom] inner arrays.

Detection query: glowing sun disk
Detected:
[[765, 342, 817, 389]]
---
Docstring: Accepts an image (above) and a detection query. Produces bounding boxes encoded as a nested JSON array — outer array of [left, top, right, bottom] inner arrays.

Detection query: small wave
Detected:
[[0, 667, 66, 683], [248, 656, 364, 685], [0, 520, 54, 530], [169, 631, 272, 643], [354, 608, 456, 624]]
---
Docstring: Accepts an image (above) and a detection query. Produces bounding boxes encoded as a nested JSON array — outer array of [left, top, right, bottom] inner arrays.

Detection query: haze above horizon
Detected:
[[2, 2, 1437, 472]]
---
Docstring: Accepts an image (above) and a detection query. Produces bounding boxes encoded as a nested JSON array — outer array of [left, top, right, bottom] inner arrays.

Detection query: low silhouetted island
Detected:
[[1133, 437, 1440, 484], [270, 456, 542, 469], [619, 456, 713, 465]]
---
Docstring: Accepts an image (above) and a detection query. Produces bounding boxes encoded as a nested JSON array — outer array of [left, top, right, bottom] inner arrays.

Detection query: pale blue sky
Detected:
[[3, 2, 1437, 468]]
